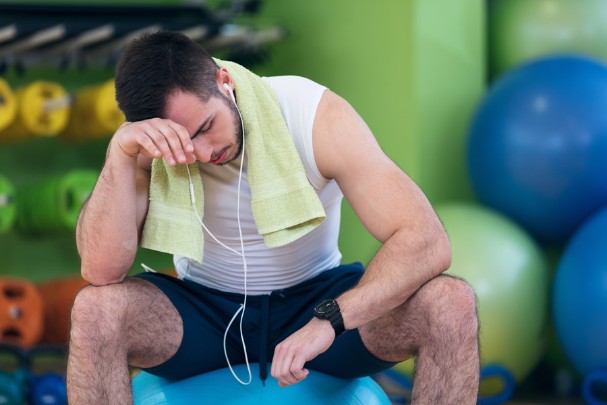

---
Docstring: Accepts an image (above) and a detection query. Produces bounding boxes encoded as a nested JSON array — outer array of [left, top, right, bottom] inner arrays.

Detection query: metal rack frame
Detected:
[[0, 2, 285, 71]]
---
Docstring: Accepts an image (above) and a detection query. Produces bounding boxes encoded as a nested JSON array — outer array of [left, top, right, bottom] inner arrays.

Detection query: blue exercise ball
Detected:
[[553, 205, 607, 376], [132, 364, 391, 405], [467, 55, 607, 244]]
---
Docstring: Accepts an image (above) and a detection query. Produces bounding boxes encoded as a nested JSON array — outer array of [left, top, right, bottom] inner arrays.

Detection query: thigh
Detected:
[[70, 275, 183, 369], [120, 276, 184, 369], [135, 272, 247, 380], [358, 274, 476, 363]]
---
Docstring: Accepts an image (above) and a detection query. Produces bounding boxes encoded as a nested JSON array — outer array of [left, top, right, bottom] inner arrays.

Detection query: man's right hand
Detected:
[[113, 118, 197, 166]]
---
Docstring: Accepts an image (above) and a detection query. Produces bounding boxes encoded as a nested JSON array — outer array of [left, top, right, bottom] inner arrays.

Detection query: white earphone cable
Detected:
[[185, 93, 252, 385]]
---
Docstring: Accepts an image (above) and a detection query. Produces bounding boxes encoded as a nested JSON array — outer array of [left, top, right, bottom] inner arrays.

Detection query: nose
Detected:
[[194, 142, 213, 163]]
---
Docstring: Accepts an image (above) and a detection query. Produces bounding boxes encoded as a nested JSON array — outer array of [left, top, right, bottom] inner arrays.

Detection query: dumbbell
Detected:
[[27, 344, 68, 405]]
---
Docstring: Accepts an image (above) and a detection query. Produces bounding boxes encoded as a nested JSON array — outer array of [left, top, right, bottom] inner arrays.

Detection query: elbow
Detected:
[[435, 226, 452, 274], [82, 267, 127, 287], [80, 259, 129, 287], [79, 243, 135, 286]]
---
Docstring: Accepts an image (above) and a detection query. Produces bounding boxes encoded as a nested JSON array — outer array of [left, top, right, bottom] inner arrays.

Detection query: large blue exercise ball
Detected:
[[553, 206, 607, 376], [468, 55, 607, 245], [132, 364, 391, 404]]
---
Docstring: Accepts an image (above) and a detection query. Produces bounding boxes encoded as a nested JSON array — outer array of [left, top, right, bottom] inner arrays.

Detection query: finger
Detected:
[[275, 347, 294, 386], [115, 129, 160, 159], [278, 369, 307, 388], [280, 370, 299, 387], [158, 121, 190, 164], [293, 370, 309, 385], [281, 356, 303, 387], [290, 356, 309, 381], [167, 120, 196, 161], [282, 357, 308, 387], [141, 122, 178, 166], [147, 133, 175, 165], [114, 123, 157, 158], [270, 348, 279, 378], [272, 344, 298, 387]]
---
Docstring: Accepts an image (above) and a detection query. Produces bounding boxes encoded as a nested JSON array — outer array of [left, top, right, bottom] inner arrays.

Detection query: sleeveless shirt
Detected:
[[174, 76, 343, 295]]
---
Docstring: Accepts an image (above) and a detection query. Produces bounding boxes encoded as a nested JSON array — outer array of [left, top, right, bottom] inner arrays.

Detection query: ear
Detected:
[[215, 67, 234, 91]]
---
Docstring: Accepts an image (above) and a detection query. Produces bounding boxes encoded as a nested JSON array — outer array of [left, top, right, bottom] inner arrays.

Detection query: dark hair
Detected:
[[115, 31, 220, 122]]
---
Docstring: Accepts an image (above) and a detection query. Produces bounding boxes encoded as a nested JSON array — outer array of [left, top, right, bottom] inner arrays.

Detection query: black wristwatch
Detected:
[[313, 299, 345, 337]]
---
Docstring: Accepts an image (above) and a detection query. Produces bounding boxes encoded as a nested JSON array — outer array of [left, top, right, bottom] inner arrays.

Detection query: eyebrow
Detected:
[[192, 115, 212, 138]]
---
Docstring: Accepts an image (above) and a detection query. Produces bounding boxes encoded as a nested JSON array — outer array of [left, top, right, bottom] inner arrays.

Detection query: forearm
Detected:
[[338, 225, 452, 331], [271, 222, 452, 387], [77, 139, 141, 285]]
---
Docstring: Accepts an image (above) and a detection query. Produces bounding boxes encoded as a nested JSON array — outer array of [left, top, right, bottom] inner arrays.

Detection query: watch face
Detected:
[[316, 300, 336, 315]]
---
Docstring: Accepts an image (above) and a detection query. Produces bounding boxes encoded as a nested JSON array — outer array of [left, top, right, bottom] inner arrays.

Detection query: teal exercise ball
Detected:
[[490, 0, 607, 76], [553, 206, 607, 376], [132, 364, 391, 405], [435, 203, 548, 385]]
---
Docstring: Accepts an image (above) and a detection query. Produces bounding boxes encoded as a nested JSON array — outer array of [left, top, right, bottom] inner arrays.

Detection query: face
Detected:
[[164, 88, 243, 165]]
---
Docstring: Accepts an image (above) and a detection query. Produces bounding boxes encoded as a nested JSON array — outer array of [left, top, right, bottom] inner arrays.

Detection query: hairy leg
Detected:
[[359, 274, 480, 405], [67, 277, 183, 405]]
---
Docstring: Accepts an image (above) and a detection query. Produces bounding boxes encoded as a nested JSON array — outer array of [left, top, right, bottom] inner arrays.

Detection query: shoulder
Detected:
[[313, 90, 382, 180], [262, 76, 327, 112], [263, 76, 331, 187], [263, 75, 326, 95]]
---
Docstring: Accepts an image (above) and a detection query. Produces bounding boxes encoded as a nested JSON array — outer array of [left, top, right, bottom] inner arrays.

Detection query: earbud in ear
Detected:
[[223, 83, 236, 103]]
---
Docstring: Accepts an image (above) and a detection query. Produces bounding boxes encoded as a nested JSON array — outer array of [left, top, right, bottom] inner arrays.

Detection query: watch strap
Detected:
[[328, 311, 345, 336], [314, 299, 345, 337]]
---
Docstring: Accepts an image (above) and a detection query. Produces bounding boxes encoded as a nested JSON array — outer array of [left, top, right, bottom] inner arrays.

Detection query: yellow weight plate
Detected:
[[0, 78, 17, 135]]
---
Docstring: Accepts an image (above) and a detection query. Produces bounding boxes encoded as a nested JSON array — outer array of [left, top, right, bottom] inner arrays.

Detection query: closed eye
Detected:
[[202, 120, 213, 133], [192, 117, 213, 139]]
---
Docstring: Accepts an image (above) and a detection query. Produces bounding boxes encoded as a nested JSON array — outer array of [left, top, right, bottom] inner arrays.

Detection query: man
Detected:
[[68, 31, 479, 404]]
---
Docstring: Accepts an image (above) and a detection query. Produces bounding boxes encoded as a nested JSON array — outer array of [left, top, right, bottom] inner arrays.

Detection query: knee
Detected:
[[421, 275, 478, 337], [439, 275, 477, 315], [70, 284, 128, 344]]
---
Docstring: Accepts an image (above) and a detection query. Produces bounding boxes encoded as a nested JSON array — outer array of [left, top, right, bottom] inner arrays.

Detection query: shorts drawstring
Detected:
[[259, 294, 270, 385]]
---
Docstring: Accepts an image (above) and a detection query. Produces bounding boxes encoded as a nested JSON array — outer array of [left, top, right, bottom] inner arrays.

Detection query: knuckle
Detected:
[[134, 133, 148, 144]]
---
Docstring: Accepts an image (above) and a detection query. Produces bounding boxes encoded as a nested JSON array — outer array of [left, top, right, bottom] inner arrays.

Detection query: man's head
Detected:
[[115, 31, 243, 165], [115, 31, 221, 122]]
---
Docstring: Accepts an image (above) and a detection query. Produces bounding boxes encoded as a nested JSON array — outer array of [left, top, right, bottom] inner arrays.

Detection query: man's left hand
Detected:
[[270, 317, 335, 387]]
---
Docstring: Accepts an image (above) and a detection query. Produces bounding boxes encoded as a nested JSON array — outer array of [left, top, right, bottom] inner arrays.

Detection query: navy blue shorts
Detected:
[[135, 262, 396, 382]]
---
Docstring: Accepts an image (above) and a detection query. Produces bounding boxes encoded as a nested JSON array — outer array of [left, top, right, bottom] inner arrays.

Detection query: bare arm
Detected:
[[315, 90, 451, 330], [76, 141, 148, 286], [271, 90, 451, 386], [77, 119, 196, 286]]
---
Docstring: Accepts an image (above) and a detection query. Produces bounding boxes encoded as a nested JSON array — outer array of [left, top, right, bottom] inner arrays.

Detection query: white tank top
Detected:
[[174, 76, 343, 295]]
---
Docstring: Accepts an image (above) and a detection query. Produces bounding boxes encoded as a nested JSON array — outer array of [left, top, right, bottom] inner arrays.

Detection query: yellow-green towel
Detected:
[[140, 59, 326, 263]]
